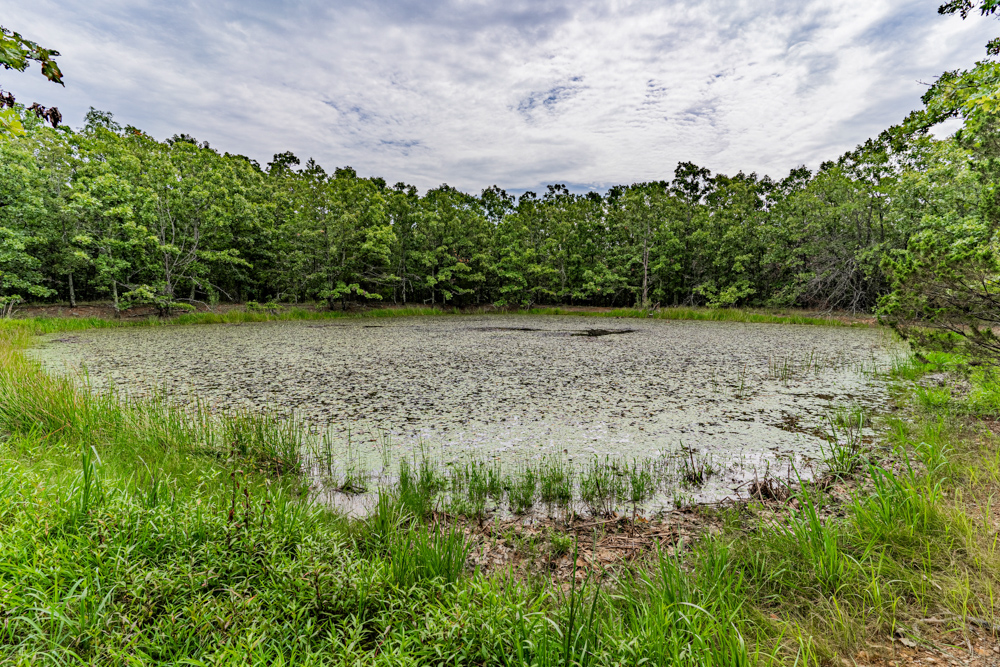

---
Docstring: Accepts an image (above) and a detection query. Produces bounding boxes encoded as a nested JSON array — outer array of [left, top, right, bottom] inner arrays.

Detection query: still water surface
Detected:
[[31, 316, 899, 504]]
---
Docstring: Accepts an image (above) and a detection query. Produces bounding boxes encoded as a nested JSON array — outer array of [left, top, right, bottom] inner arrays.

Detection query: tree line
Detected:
[[0, 111, 951, 315]]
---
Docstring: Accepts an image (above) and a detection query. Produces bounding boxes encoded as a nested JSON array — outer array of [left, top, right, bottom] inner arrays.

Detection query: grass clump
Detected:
[[821, 408, 868, 479], [580, 456, 626, 517], [508, 466, 538, 515], [397, 456, 447, 518], [539, 458, 574, 510], [680, 449, 716, 487]]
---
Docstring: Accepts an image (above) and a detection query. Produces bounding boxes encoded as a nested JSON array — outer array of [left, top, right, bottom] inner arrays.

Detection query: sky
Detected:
[[2, 1, 996, 194]]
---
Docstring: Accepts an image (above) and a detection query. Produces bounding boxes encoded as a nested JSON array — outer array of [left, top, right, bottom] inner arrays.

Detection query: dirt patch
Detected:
[[849, 631, 1000, 667], [458, 503, 732, 584]]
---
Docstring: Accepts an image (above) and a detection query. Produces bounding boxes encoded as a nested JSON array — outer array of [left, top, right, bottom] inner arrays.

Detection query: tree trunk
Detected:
[[68, 272, 76, 308], [162, 277, 173, 316], [112, 281, 120, 315], [642, 245, 649, 308]]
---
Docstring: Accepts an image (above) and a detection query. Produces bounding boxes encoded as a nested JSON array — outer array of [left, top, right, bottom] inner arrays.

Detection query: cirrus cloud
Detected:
[[2, 0, 995, 193]]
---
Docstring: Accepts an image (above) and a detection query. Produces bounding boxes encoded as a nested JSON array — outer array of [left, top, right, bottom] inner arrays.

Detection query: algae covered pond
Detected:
[[31, 316, 898, 508]]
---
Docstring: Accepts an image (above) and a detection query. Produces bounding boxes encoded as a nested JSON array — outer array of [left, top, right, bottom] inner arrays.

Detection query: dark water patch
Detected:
[[774, 412, 828, 440], [572, 328, 636, 337], [475, 326, 542, 332], [474, 326, 634, 337]]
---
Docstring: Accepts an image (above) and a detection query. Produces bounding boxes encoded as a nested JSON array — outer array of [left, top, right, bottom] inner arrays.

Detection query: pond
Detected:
[[30, 315, 899, 511]]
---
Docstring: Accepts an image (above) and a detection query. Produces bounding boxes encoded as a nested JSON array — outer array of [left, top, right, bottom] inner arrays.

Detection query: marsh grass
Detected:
[[680, 448, 717, 488], [733, 363, 752, 399], [526, 306, 857, 327], [1, 303, 856, 341], [222, 409, 304, 475], [538, 459, 574, 510], [388, 520, 473, 588], [0, 305, 451, 339], [580, 456, 627, 517], [766, 350, 849, 386], [821, 407, 869, 479], [3, 320, 1000, 665], [359, 452, 681, 522], [508, 466, 538, 515]]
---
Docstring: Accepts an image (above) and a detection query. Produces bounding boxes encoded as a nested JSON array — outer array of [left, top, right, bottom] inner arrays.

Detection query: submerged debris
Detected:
[[475, 326, 541, 332], [745, 476, 790, 502]]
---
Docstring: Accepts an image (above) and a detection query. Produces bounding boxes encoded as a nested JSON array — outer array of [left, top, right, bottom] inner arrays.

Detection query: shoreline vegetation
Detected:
[[2, 301, 870, 337], [3, 312, 1000, 665]]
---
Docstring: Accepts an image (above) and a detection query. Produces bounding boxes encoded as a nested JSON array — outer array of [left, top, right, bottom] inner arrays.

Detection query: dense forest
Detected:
[[0, 5, 997, 327], [0, 112, 953, 314]]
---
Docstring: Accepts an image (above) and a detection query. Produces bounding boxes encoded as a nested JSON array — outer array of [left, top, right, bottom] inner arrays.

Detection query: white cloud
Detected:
[[2, 0, 996, 192]]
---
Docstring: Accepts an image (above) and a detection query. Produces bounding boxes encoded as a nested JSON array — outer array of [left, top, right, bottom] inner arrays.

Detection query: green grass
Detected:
[[0, 304, 451, 338], [538, 458, 574, 515], [3, 302, 859, 339], [2, 318, 1000, 665], [524, 306, 860, 327]]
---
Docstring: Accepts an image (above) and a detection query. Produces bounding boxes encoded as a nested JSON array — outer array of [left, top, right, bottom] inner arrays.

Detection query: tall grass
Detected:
[[0, 329, 302, 485], [525, 306, 859, 327], [0, 304, 451, 337], [1, 302, 858, 340]]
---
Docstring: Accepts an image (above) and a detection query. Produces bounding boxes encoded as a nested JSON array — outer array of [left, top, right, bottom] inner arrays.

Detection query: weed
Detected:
[[679, 447, 716, 487], [223, 409, 303, 475], [486, 461, 505, 500], [915, 385, 952, 411], [580, 456, 625, 516], [852, 464, 944, 544], [787, 491, 850, 596], [398, 458, 437, 517], [550, 530, 574, 557], [734, 363, 752, 399], [508, 466, 537, 515], [539, 458, 573, 511], [390, 522, 472, 588], [822, 409, 867, 479], [768, 351, 822, 384]]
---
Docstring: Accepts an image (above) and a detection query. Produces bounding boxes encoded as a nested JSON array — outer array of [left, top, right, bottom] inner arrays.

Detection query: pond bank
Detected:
[[5, 301, 875, 332]]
